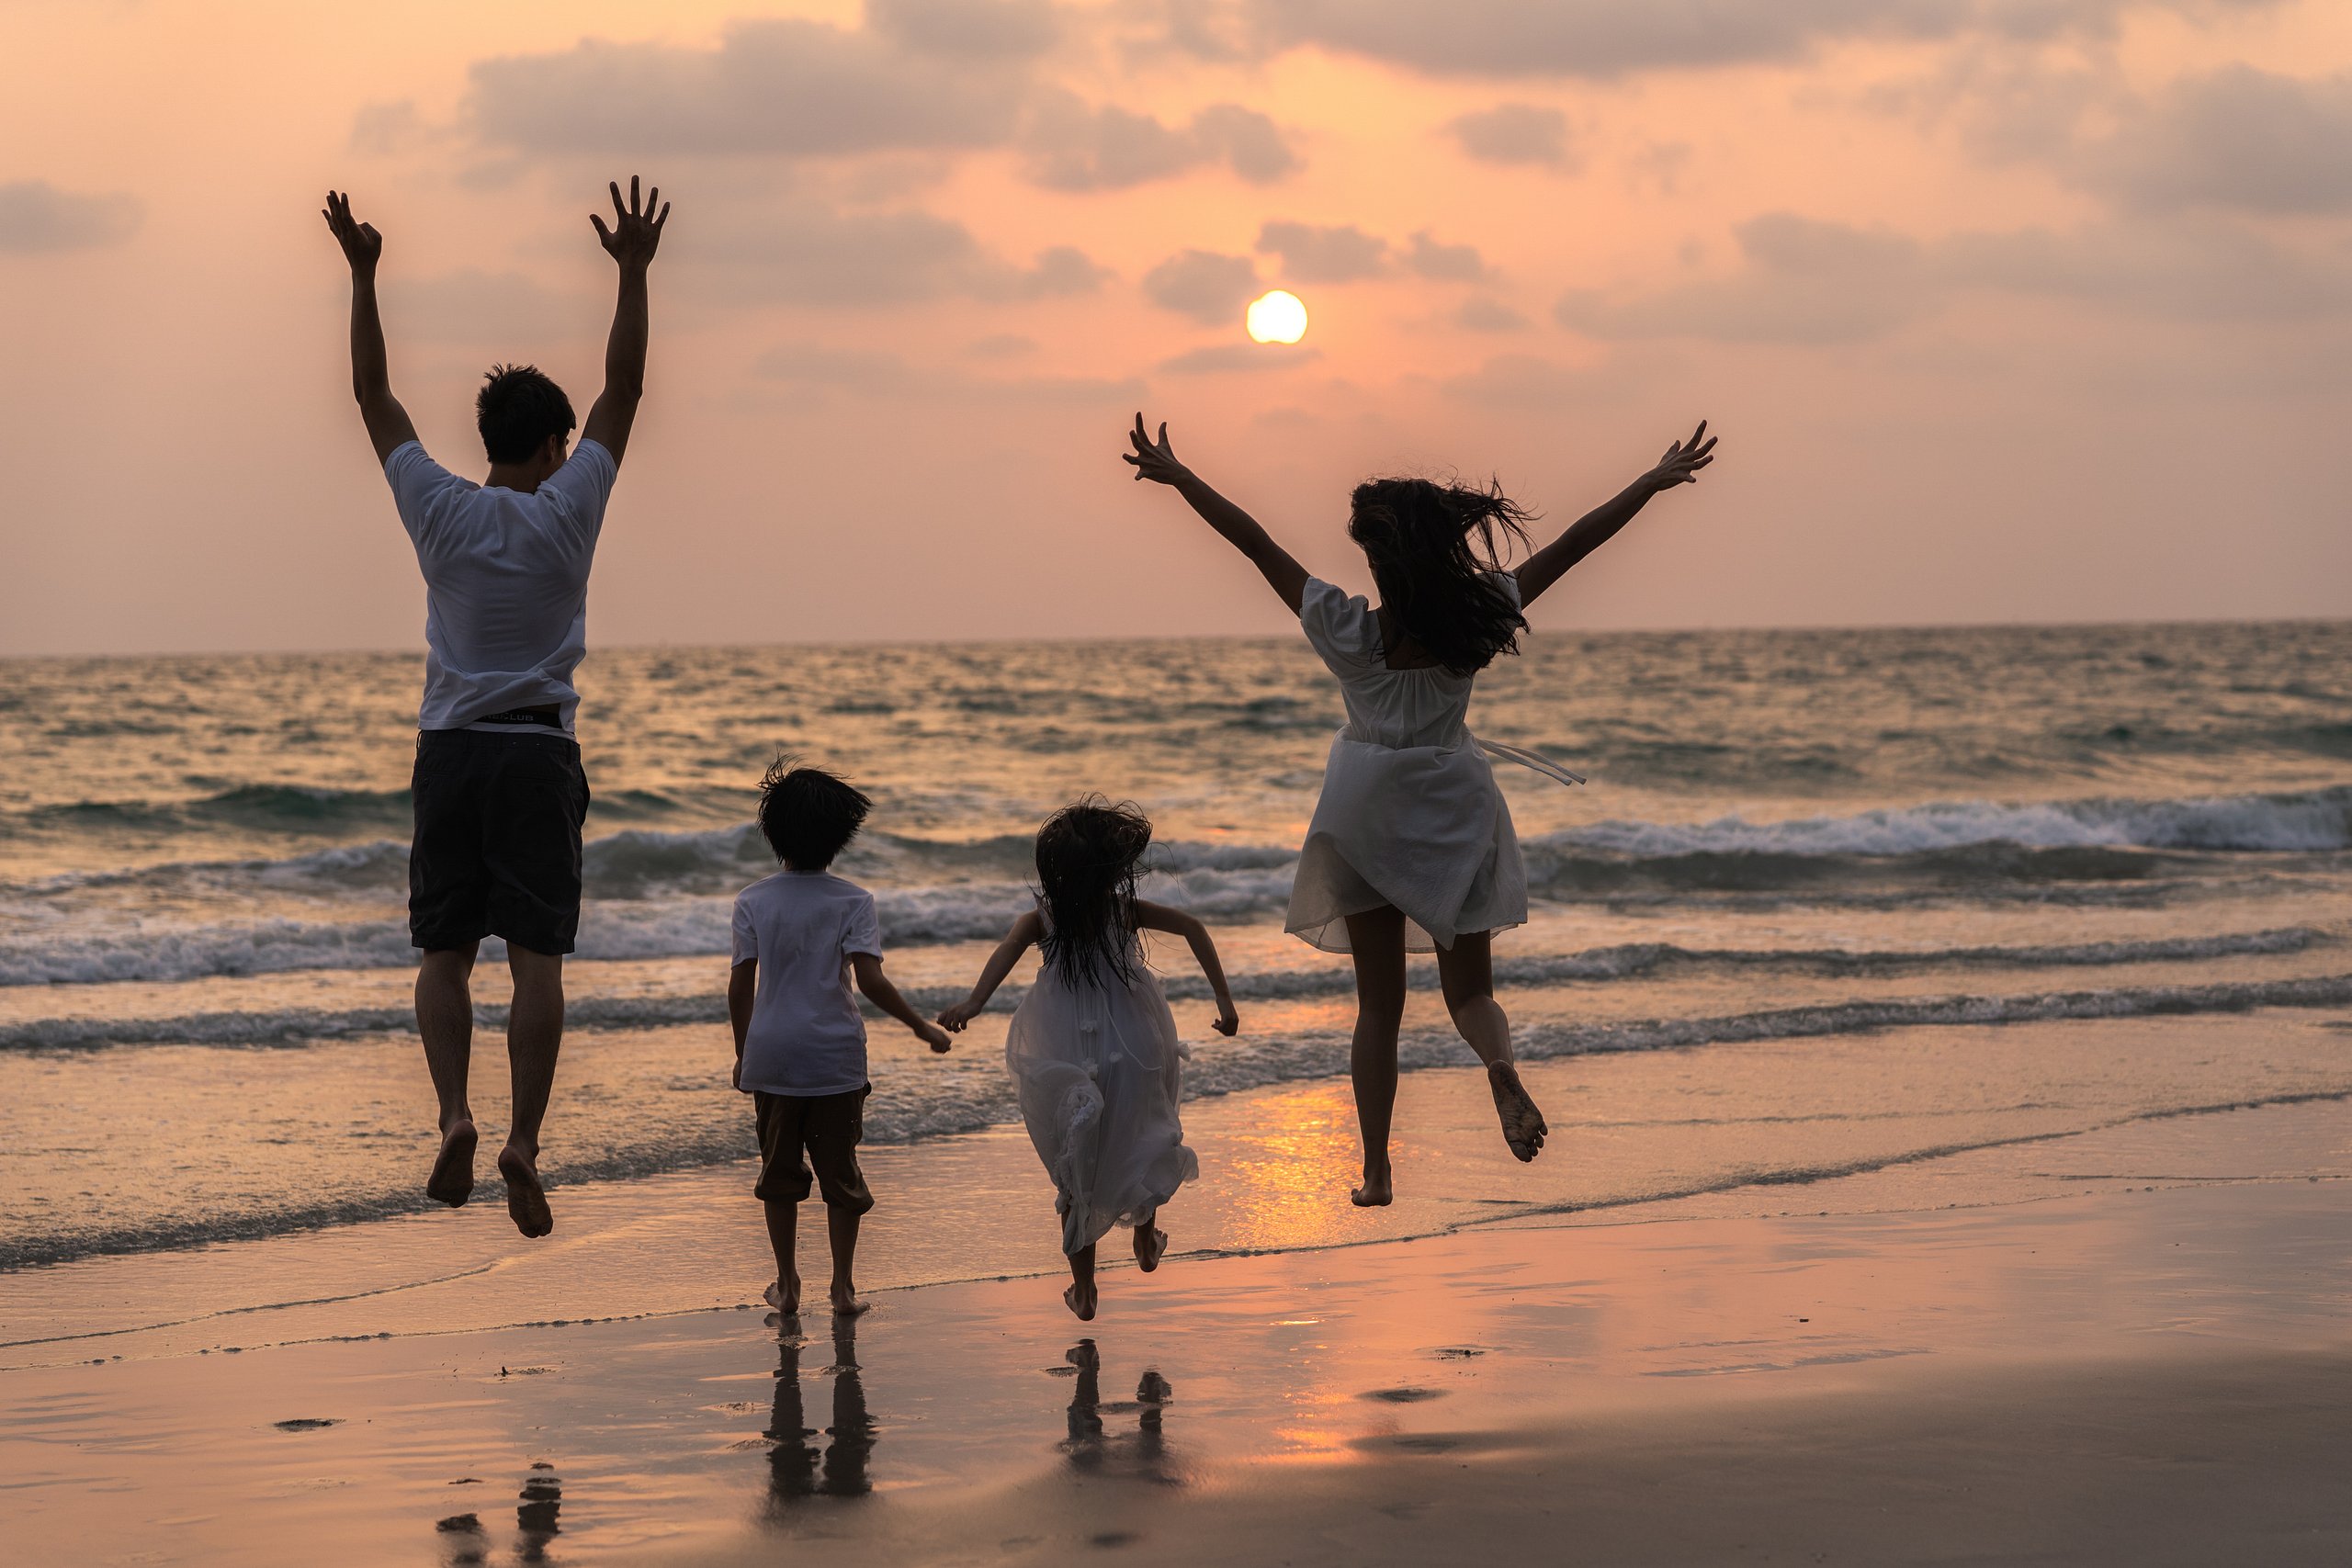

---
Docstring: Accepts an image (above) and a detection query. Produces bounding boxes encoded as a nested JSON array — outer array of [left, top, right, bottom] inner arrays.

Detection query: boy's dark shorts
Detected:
[[409, 728, 592, 956], [753, 1088, 875, 1213]]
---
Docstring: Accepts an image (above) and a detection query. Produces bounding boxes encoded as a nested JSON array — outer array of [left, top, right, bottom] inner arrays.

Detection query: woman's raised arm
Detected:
[[1125, 414, 1309, 614], [1515, 422, 1717, 609]]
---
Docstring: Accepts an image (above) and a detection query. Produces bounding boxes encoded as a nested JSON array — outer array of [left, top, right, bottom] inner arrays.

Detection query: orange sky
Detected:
[[1, 0, 2346, 654]]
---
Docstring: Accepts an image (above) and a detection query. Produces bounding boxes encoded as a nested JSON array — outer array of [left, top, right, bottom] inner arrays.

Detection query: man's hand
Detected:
[[1643, 421, 1717, 492], [917, 1021, 953, 1055], [1124, 414, 1193, 486], [322, 190, 382, 276], [591, 175, 669, 271]]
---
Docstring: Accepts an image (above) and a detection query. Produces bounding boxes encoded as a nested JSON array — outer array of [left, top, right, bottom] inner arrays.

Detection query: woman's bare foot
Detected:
[[426, 1119, 477, 1207], [1488, 1062, 1548, 1162], [1350, 1163, 1395, 1206], [1134, 1225, 1169, 1273], [831, 1281, 871, 1318], [764, 1276, 801, 1315], [496, 1145, 554, 1237], [1063, 1282, 1098, 1321]]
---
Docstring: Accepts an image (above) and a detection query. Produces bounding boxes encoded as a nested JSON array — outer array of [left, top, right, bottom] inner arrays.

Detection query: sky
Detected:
[[0, 0, 2346, 655]]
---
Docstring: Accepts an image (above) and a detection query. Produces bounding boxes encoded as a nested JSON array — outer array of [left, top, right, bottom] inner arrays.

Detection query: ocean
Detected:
[[5, 619, 2352, 1295]]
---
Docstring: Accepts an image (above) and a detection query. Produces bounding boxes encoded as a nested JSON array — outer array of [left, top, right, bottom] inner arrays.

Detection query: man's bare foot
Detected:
[[1488, 1061, 1548, 1162], [496, 1145, 554, 1237], [764, 1276, 801, 1315], [830, 1281, 871, 1317], [1134, 1225, 1169, 1272], [1063, 1282, 1098, 1321], [426, 1119, 477, 1207], [1351, 1166, 1395, 1206]]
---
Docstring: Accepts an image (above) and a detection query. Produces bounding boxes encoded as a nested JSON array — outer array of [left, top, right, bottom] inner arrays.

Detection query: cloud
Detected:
[[2086, 67, 2352, 215], [1555, 209, 2352, 345], [466, 17, 1032, 156], [1441, 353, 1606, 405], [1446, 103, 1572, 165], [865, 0, 1062, 60], [1404, 230, 1487, 281], [1454, 298, 1530, 331], [1244, 0, 2283, 80], [1142, 248, 1261, 322], [1257, 220, 1389, 282], [0, 180, 141, 254], [389, 269, 583, 344], [696, 199, 1106, 306], [1157, 342, 1322, 374], [755, 338, 1142, 404], [1021, 96, 1297, 189]]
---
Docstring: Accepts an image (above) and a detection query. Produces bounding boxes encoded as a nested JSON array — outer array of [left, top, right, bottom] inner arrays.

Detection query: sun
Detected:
[[1246, 289, 1308, 344]]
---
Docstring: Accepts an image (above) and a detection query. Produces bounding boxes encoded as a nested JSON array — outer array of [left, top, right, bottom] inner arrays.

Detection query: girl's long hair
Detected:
[[1035, 796, 1154, 989], [1347, 476, 1535, 676]]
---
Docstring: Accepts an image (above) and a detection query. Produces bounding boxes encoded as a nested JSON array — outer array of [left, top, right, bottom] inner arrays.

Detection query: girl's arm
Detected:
[[1125, 413, 1309, 614], [1133, 899, 1239, 1036], [937, 909, 1045, 1032], [1515, 422, 1717, 609], [851, 953, 954, 1053], [727, 958, 756, 1089]]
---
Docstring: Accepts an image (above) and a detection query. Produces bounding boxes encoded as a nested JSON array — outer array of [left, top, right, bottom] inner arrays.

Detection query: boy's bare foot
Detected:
[[1350, 1166, 1394, 1206], [830, 1282, 871, 1318], [1489, 1061, 1547, 1162], [426, 1119, 477, 1207], [764, 1276, 802, 1315], [1134, 1225, 1169, 1272], [1063, 1282, 1098, 1321], [496, 1145, 554, 1237]]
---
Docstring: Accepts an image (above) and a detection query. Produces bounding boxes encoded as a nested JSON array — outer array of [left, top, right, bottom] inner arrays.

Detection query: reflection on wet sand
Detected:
[[432, 1461, 560, 1566], [1059, 1340, 1181, 1486], [764, 1315, 876, 1517]]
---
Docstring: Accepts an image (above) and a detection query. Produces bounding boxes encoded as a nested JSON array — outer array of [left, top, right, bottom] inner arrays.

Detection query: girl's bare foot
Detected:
[[1488, 1062, 1548, 1162], [496, 1145, 554, 1237], [1134, 1225, 1169, 1272], [831, 1281, 871, 1317], [764, 1276, 802, 1314], [1351, 1164, 1395, 1206], [1063, 1282, 1098, 1321], [426, 1119, 477, 1207]]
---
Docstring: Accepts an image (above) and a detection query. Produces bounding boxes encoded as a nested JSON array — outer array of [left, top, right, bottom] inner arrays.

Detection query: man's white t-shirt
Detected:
[[731, 871, 884, 1098], [384, 439, 619, 736]]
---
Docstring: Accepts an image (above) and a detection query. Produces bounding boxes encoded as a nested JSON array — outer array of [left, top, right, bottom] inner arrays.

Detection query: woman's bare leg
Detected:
[[1436, 931, 1546, 1161], [1132, 1209, 1167, 1272], [1344, 907, 1408, 1205], [1064, 1244, 1098, 1321]]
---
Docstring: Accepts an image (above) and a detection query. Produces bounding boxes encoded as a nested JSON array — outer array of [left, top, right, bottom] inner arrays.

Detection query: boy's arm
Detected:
[[1125, 414, 1308, 614], [727, 958, 756, 1089], [851, 953, 953, 1053], [579, 176, 670, 468], [1133, 900, 1238, 1035], [937, 911, 1043, 1031], [321, 190, 420, 464], [1515, 421, 1716, 609]]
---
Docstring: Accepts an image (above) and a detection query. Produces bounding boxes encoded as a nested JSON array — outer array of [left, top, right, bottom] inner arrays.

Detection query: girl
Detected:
[[1125, 413, 1716, 1205], [938, 798, 1239, 1320]]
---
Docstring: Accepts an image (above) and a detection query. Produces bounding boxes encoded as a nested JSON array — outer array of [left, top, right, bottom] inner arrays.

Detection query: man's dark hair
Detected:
[[477, 364, 576, 464], [756, 760, 873, 870]]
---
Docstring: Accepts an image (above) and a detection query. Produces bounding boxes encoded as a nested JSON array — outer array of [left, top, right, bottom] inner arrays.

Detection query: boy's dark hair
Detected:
[[477, 364, 576, 465], [1035, 796, 1153, 990], [756, 760, 873, 870], [1348, 476, 1535, 677]]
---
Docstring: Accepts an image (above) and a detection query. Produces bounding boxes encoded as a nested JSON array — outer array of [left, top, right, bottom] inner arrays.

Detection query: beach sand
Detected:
[[6, 1050, 2350, 1566]]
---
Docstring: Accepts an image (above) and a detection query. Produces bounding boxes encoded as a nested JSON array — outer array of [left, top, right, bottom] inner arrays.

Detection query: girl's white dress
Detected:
[[1005, 931, 1198, 1256], [1285, 574, 1540, 953]]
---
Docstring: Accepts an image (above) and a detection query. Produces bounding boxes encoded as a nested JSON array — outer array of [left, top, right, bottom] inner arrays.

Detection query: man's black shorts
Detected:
[[409, 728, 591, 955]]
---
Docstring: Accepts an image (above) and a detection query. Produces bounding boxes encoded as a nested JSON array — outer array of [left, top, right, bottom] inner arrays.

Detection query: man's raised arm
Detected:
[[322, 191, 419, 465], [579, 176, 670, 467]]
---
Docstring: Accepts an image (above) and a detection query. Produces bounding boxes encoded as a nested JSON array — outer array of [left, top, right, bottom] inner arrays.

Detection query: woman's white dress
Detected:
[[1285, 574, 1532, 953], [1005, 933, 1198, 1256]]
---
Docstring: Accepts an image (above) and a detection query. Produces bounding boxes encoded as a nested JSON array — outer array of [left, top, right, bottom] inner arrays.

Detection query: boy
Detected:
[[729, 761, 950, 1316]]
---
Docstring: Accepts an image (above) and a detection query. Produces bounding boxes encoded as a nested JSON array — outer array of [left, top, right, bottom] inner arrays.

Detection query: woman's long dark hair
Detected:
[[1035, 796, 1154, 989], [1348, 476, 1535, 676]]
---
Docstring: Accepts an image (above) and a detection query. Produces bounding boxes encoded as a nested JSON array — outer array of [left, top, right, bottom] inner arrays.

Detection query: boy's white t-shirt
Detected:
[[384, 439, 618, 736], [730, 870, 884, 1097]]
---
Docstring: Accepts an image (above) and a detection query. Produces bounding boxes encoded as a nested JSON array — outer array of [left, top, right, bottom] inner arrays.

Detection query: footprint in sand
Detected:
[[1359, 1386, 1446, 1403], [273, 1417, 342, 1431]]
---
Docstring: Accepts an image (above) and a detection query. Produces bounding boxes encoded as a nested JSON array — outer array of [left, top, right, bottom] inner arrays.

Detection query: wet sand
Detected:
[[6, 1122, 2349, 1565]]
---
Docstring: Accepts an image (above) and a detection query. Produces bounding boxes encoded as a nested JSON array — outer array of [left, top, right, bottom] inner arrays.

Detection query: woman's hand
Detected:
[[1212, 1005, 1238, 1037], [937, 999, 979, 1032], [1124, 413, 1193, 486], [1643, 420, 1717, 491]]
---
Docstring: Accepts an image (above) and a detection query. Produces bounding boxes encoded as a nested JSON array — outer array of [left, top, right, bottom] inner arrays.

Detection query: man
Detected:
[[322, 177, 669, 1237]]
